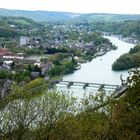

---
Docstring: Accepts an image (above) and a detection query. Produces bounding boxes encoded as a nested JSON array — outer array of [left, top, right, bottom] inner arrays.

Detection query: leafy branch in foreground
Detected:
[[0, 70, 140, 140]]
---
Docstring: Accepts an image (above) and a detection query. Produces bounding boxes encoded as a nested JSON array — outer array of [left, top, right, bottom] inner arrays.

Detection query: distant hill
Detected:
[[0, 8, 79, 22], [76, 13, 140, 22], [0, 8, 140, 22]]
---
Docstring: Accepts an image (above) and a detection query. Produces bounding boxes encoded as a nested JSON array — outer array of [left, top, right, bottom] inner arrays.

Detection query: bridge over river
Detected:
[[58, 80, 119, 89], [55, 80, 127, 98], [54, 36, 134, 98], [56, 36, 134, 98]]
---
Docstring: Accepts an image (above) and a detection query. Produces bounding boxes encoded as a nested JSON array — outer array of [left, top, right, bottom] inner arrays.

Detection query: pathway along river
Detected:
[[57, 36, 135, 98]]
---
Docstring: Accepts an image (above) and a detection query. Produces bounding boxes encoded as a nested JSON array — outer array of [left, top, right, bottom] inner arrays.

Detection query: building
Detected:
[[41, 62, 53, 75], [20, 36, 30, 46], [3, 54, 24, 59], [3, 60, 13, 66], [34, 62, 41, 67], [0, 48, 24, 60], [0, 48, 9, 56]]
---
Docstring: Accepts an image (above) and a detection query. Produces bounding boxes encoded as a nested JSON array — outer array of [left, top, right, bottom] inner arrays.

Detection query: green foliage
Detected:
[[0, 26, 18, 37], [46, 47, 68, 54], [48, 65, 62, 77], [27, 78, 44, 89], [82, 32, 109, 44], [95, 20, 140, 40], [49, 57, 77, 77], [62, 61, 75, 74], [48, 53, 67, 62], [11, 19, 31, 25], [109, 70, 140, 140], [129, 45, 140, 54], [0, 86, 76, 140], [112, 45, 140, 70], [8, 46, 44, 54], [0, 70, 8, 79], [0, 67, 31, 82], [68, 31, 79, 40], [1, 70, 140, 139]]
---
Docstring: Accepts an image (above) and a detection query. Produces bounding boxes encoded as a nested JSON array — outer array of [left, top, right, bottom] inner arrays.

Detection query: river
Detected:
[[57, 36, 135, 98]]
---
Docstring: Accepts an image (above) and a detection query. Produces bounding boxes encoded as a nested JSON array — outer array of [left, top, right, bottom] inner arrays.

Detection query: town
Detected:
[[0, 17, 118, 98], [0, 2, 140, 139]]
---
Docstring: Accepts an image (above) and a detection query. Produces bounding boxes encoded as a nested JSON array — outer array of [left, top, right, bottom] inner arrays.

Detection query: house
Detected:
[[20, 36, 30, 46], [3, 60, 13, 66], [41, 62, 53, 75], [34, 62, 41, 67], [101, 32, 112, 36], [85, 44, 96, 52], [85, 44, 94, 49], [1, 60, 13, 69], [10, 25, 16, 28], [0, 48, 9, 56], [17, 53, 27, 57], [3, 53, 24, 59], [0, 47, 24, 59]]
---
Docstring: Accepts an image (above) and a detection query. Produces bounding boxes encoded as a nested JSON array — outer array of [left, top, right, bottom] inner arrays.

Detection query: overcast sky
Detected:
[[0, 0, 140, 14]]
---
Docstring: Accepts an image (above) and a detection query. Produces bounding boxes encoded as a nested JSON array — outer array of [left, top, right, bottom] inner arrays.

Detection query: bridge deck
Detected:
[[60, 80, 119, 87], [57, 80, 120, 89]]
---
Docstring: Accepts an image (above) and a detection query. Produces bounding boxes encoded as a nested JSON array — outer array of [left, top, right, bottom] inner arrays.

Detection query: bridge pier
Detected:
[[83, 83, 89, 89], [67, 82, 73, 88]]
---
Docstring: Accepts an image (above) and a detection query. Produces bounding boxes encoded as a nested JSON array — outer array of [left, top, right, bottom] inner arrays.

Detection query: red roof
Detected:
[[0, 47, 14, 56], [0, 48, 9, 54]]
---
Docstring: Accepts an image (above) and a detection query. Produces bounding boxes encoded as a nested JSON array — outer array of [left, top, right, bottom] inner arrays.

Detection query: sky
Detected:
[[0, 0, 140, 14]]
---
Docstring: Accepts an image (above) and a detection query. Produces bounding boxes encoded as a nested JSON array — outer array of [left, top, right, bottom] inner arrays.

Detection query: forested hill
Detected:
[[0, 8, 79, 22], [112, 45, 140, 71], [0, 16, 39, 37], [93, 20, 140, 40], [0, 8, 140, 22]]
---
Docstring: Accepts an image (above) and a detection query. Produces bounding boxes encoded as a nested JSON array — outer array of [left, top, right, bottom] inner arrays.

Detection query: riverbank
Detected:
[[23, 36, 118, 82], [77, 43, 117, 64], [48, 36, 119, 85], [62, 36, 134, 87], [104, 34, 139, 45]]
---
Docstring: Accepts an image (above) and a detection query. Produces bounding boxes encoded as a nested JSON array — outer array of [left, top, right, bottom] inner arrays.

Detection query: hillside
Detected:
[[112, 45, 140, 70], [0, 8, 79, 22], [0, 16, 40, 37], [0, 8, 140, 22], [76, 13, 140, 22], [93, 20, 140, 40], [0, 26, 18, 37]]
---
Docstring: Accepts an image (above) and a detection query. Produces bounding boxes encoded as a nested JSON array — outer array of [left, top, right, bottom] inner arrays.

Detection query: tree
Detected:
[[71, 56, 77, 66], [34, 90, 77, 140], [0, 70, 7, 79], [109, 69, 140, 140], [0, 85, 39, 140], [0, 84, 77, 140]]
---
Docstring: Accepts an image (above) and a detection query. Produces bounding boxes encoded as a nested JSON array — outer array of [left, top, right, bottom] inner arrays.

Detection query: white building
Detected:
[[3, 55, 24, 59], [3, 60, 13, 66], [20, 36, 29, 46]]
